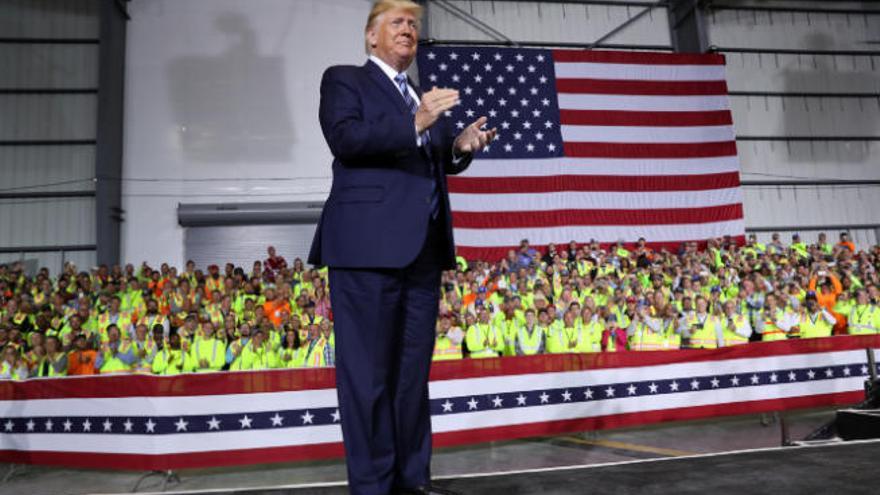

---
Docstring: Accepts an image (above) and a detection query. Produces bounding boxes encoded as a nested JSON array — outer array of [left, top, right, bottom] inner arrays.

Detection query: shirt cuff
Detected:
[[451, 147, 470, 164]]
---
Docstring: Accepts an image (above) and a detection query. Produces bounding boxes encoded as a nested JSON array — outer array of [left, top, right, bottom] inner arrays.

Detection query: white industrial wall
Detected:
[[122, 0, 373, 268], [0, 0, 99, 273], [708, 1, 880, 247]]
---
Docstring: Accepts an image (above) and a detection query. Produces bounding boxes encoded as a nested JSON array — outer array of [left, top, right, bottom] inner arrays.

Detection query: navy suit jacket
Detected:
[[308, 60, 471, 270]]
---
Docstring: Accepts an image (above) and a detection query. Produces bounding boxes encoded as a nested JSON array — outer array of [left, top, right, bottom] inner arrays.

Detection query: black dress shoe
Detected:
[[399, 484, 462, 495]]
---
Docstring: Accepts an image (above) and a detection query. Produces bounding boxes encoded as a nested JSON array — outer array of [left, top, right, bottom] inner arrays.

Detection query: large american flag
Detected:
[[417, 47, 745, 260]]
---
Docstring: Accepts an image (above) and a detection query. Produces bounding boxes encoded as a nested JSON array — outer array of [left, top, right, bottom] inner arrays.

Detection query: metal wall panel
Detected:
[[0, 0, 101, 266], [742, 186, 880, 227], [0, 198, 95, 248], [738, 141, 880, 182], [708, 7, 880, 51], [0, 0, 99, 39], [0, 94, 97, 141], [724, 52, 879, 94], [0, 45, 99, 89], [427, 1, 670, 46], [0, 145, 95, 192], [730, 96, 880, 137]]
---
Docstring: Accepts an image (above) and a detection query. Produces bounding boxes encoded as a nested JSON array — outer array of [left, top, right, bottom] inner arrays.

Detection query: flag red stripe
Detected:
[[563, 141, 738, 158], [430, 334, 880, 382], [451, 204, 743, 229], [447, 172, 740, 194], [552, 50, 726, 66], [557, 78, 728, 96], [560, 109, 732, 127], [455, 237, 746, 261], [0, 367, 338, 400]]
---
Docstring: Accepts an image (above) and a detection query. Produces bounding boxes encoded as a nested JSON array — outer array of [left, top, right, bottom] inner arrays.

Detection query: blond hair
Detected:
[[364, 0, 423, 55]]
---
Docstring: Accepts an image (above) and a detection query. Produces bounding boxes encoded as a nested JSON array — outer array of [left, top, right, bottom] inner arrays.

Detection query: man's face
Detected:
[[369, 8, 419, 71], [724, 301, 735, 315]]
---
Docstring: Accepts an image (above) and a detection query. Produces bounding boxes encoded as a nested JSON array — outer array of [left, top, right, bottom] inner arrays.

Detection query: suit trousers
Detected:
[[329, 218, 444, 495]]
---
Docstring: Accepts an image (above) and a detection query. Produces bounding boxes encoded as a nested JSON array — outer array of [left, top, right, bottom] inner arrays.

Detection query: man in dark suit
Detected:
[[308, 1, 495, 494]]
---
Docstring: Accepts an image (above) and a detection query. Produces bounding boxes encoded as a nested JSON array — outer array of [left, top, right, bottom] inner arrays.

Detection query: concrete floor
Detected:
[[0, 408, 836, 495]]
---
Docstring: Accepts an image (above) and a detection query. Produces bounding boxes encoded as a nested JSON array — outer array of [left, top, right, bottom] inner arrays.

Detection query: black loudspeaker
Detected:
[[836, 409, 880, 441]]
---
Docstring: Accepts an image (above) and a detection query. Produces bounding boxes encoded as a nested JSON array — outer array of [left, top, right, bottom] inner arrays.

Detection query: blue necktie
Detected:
[[395, 73, 439, 219]]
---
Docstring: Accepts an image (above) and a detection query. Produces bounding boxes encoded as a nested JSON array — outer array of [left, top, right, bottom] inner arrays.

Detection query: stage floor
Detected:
[[0, 408, 851, 495], [195, 439, 880, 495]]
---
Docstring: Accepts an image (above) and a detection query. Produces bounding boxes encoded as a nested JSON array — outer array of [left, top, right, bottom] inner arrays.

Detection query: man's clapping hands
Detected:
[[414, 86, 496, 154]]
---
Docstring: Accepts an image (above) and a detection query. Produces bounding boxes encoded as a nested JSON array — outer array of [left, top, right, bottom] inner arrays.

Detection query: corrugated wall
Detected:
[[426, 0, 670, 47], [0, 0, 99, 273], [709, 1, 880, 247]]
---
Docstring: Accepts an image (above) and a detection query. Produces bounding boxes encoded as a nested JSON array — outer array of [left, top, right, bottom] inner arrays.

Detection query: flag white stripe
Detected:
[[458, 157, 741, 178], [0, 389, 338, 417], [0, 424, 343, 455], [558, 94, 731, 112], [433, 378, 859, 433], [561, 124, 735, 144], [553, 62, 726, 82], [449, 188, 744, 212], [453, 220, 746, 246]]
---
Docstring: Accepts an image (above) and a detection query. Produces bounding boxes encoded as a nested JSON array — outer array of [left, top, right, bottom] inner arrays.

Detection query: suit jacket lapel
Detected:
[[364, 60, 411, 115]]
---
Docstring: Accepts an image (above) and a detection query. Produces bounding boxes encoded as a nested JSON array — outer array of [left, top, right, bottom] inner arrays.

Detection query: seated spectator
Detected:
[[67, 334, 98, 376], [793, 293, 836, 339], [278, 327, 307, 368], [35, 335, 67, 377], [433, 317, 463, 361], [0, 344, 28, 380], [152, 330, 194, 375], [264, 245, 287, 279], [96, 324, 130, 374], [837, 232, 856, 254]]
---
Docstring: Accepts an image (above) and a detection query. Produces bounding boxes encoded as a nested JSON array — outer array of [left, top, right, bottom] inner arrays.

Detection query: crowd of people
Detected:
[[1, 233, 879, 380]]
